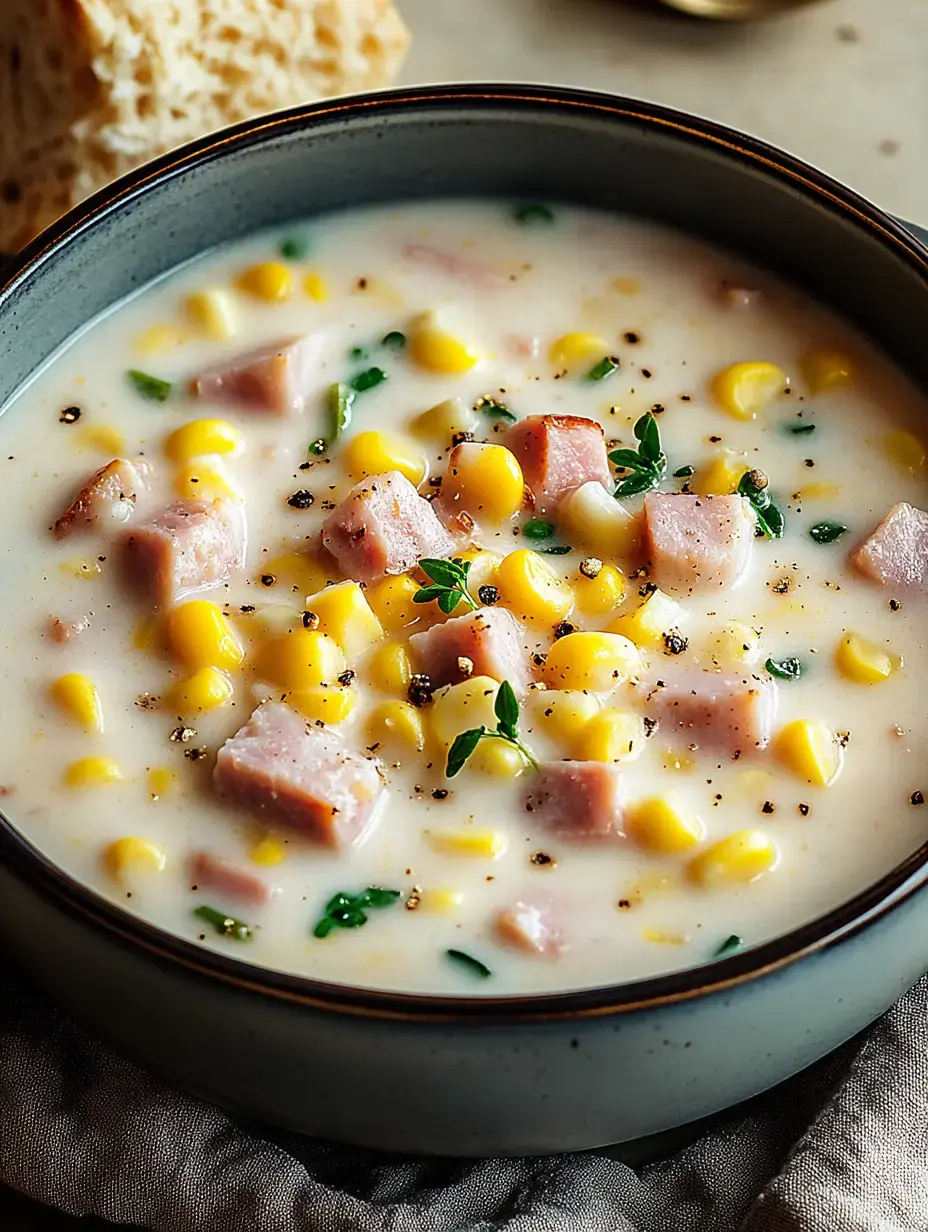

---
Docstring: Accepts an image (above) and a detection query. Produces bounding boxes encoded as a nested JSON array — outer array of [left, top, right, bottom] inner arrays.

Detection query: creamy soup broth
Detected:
[[1, 200, 926, 995]]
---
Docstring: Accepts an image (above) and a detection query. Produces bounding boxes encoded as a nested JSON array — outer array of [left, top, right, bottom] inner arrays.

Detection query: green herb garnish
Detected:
[[809, 520, 848, 544], [586, 355, 620, 383], [312, 886, 401, 939], [194, 904, 253, 942], [324, 381, 355, 450], [446, 681, 538, 778], [538, 544, 572, 555], [673, 464, 695, 478], [382, 330, 407, 349], [714, 934, 743, 958], [351, 366, 388, 394], [308, 438, 327, 456], [513, 203, 555, 225], [446, 948, 493, 978], [475, 395, 516, 423], [414, 557, 479, 614], [609, 410, 667, 498], [127, 369, 172, 403], [522, 519, 555, 541], [349, 345, 369, 361], [279, 235, 310, 260], [765, 656, 803, 681], [786, 421, 816, 435], [738, 470, 785, 539]]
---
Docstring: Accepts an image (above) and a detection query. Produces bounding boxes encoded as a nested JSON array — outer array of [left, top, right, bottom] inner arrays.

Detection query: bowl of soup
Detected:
[[1, 84, 927, 1156]]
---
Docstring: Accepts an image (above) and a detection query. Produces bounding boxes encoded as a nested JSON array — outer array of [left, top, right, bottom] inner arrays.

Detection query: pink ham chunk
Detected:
[[321, 470, 455, 584], [214, 701, 384, 848], [123, 497, 245, 607], [652, 670, 777, 756], [52, 458, 148, 540], [190, 852, 272, 909], [192, 334, 323, 416], [850, 502, 928, 596], [408, 607, 531, 693], [403, 244, 507, 289], [644, 493, 755, 595], [524, 761, 625, 841], [494, 896, 566, 957], [504, 414, 611, 514]]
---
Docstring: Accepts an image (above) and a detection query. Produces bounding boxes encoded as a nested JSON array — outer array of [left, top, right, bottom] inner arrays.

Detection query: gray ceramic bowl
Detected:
[[1, 85, 927, 1157]]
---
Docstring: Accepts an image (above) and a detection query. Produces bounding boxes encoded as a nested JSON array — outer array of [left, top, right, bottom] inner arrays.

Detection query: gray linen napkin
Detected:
[[1, 962, 926, 1232]]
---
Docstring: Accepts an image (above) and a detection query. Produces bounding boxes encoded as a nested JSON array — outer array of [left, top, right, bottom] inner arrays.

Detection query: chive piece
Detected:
[[809, 520, 848, 544], [513, 203, 555, 225], [446, 948, 493, 978], [714, 934, 743, 958], [673, 465, 696, 478], [522, 519, 556, 541], [327, 381, 355, 443], [308, 438, 327, 456], [765, 656, 803, 681], [586, 356, 620, 383], [786, 422, 816, 435], [382, 330, 406, 349], [351, 366, 388, 394], [538, 544, 572, 555], [127, 369, 172, 403], [311, 885, 401, 939], [194, 904, 253, 942], [349, 345, 369, 361], [474, 395, 516, 422], [279, 235, 310, 260]]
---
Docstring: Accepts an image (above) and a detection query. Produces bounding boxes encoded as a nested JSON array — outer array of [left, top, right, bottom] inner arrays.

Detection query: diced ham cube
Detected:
[[215, 702, 384, 848], [403, 244, 507, 289], [52, 458, 148, 540], [321, 470, 455, 583], [504, 414, 611, 514], [524, 761, 625, 841], [494, 896, 566, 957], [190, 852, 272, 909], [652, 670, 777, 755], [850, 502, 928, 596], [192, 334, 323, 416], [408, 607, 531, 693], [644, 492, 755, 595], [123, 497, 245, 607], [46, 614, 91, 644]]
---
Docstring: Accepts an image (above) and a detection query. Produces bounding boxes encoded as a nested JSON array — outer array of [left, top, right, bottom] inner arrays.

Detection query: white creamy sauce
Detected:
[[1, 201, 925, 996]]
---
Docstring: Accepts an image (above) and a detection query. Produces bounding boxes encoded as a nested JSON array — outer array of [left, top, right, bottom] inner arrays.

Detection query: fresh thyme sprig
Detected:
[[445, 681, 538, 777], [609, 411, 667, 498], [414, 557, 479, 614]]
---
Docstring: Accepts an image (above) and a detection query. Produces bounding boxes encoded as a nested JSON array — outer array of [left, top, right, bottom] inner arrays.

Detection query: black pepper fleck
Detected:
[[911, 791, 925, 806], [663, 630, 688, 656], [260, 574, 276, 587], [301, 610, 319, 630], [337, 670, 356, 687], [798, 803, 810, 817], [170, 726, 196, 743], [59, 406, 82, 424], [478, 584, 500, 605], [552, 620, 576, 640], [239, 604, 256, 613], [623, 331, 640, 345], [431, 788, 449, 801], [530, 851, 556, 868], [890, 598, 901, 612], [407, 674, 434, 708], [761, 801, 776, 815], [287, 489, 315, 510], [184, 747, 207, 761]]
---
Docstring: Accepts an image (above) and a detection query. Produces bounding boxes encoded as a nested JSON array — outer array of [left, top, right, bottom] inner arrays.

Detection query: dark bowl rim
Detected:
[[2, 81, 928, 1024]]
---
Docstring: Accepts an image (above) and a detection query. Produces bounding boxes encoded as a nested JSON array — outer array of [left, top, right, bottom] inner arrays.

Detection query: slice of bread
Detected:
[[0, 0, 410, 251]]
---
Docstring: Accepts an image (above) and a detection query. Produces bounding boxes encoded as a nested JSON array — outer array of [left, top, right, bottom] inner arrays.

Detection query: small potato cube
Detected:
[[559, 481, 639, 558], [165, 666, 234, 715], [574, 561, 626, 616], [50, 672, 103, 733], [627, 795, 704, 854], [368, 642, 412, 694], [800, 349, 852, 394], [425, 828, 507, 858], [165, 418, 242, 464], [495, 549, 574, 625], [710, 361, 787, 420], [253, 630, 346, 690], [543, 631, 640, 691], [288, 685, 356, 725], [609, 589, 685, 649], [411, 398, 479, 441], [774, 719, 843, 786], [366, 574, 423, 634], [165, 601, 244, 673], [367, 700, 426, 754], [185, 289, 238, 341], [103, 837, 166, 882], [688, 830, 778, 886], [304, 581, 383, 661], [574, 709, 646, 762], [443, 442, 525, 523], [430, 676, 500, 747], [707, 620, 761, 668], [65, 756, 124, 789], [531, 689, 600, 746], [835, 633, 897, 684], [237, 261, 292, 302], [408, 311, 479, 375], [343, 430, 427, 486]]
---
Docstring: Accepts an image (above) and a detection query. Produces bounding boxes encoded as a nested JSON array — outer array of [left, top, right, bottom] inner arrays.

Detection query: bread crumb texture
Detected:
[[0, 0, 410, 250]]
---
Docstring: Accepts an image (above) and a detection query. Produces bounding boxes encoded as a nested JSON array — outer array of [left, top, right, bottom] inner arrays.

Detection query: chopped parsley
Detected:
[[127, 369, 172, 403], [350, 366, 388, 394], [474, 395, 516, 423], [809, 520, 848, 544], [279, 235, 310, 260], [765, 656, 803, 681], [522, 519, 556, 541], [312, 887, 401, 939], [714, 934, 744, 958]]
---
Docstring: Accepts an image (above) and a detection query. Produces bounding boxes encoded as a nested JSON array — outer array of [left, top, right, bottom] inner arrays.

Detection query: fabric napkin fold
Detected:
[[1, 962, 926, 1231]]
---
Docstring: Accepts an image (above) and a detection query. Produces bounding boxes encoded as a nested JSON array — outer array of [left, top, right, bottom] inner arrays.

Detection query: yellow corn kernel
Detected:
[[613, 277, 640, 295], [627, 795, 704, 854], [50, 673, 103, 733], [237, 261, 292, 302], [559, 481, 640, 558], [445, 442, 525, 522], [165, 666, 234, 715], [165, 601, 244, 673], [343, 430, 427, 486], [574, 562, 626, 616], [408, 312, 479, 374], [410, 397, 479, 441], [425, 828, 507, 859], [544, 631, 640, 691], [710, 361, 787, 420], [801, 349, 853, 394], [303, 272, 329, 301], [304, 581, 383, 660], [835, 633, 898, 684], [707, 620, 761, 668], [774, 719, 843, 786], [663, 750, 696, 773], [254, 630, 346, 690], [368, 642, 412, 694], [642, 928, 687, 946], [165, 418, 242, 464], [430, 676, 500, 747], [688, 830, 778, 886], [185, 289, 238, 340], [173, 457, 243, 502], [883, 430, 926, 473], [367, 699, 426, 754], [795, 482, 841, 502], [418, 887, 464, 914], [609, 588, 685, 649], [103, 837, 166, 881], [77, 424, 125, 455], [250, 835, 287, 866], [260, 551, 331, 599], [531, 689, 600, 745], [65, 756, 123, 789], [134, 323, 188, 355], [366, 574, 422, 634], [147, 767, 176, 800], [289, 684, 357, 725], [460, 547, 503, 600], [574, 709, 646, 763], [495, 549, 574, 625], [470, 739, 527, 778], [698, 452, 749, 496], [548, 332, 607, 373], [242, 604, 302, 642], [62, 559, 102, 580]]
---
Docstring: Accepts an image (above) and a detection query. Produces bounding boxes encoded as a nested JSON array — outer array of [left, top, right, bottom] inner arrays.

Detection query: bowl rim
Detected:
[[2, 81, 928, 1023]]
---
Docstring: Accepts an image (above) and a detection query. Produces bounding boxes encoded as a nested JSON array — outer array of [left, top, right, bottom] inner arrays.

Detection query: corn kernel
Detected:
[[548, 332, 607, 373], [418, 887, 464, 914], [304, 581, 383, 660], [574, 709, 646, 762], [165, 666, 234, 715], [165, 601, 244, 673], [559, 481, 639, 558], [165, 418, 242, 464], [147, 767, 176, 800], [289, 685, 357, 725], [185, 289, 238, 340], [343, 430, 427, 486], [544, 631, 640, 691], [707, 620, 761, 668], [574, 562, 626, 616], [103, 837, 166, 881], [425, 828, 507, 858], [531, 689, 600, 745], [609, 589, 685, 649], [254, 630, 346, 690], [431, 676, 500, 747], [443, 442, 525, 523], [642, 928, 687, 946], [368, 642, 412, 694], [50, 673, 103, 732], [800, 349, 853, 394], [688, 830, 778, 886], [470, 739, 527, 778], [710, 361, 787, 420], [250, 835, 287, 866], [173, 457, 243, 502], [627, 795, 704, 854], [774, 719, 843, 786], [367, 699, 426, 753], [65, 756, 124, 789], [883, 430, 926, 473], [242, 604, 302, 642], [77, 424, 125, 456], [408, 312, 479, 374], [62, 559, 102, 580], [237, 261, 292, 302], [411, 398, 479, 441], [260, 552, 331, 599], [698, 452, 749, 496], [366, 575, 423, 634], [460, 547, 503, 600], [303, 272, 329, 301], [835, 633, 898, 684], [495, 549, 574, 625], [134, 323, 188, 355], [613, 277, 640, 295]]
